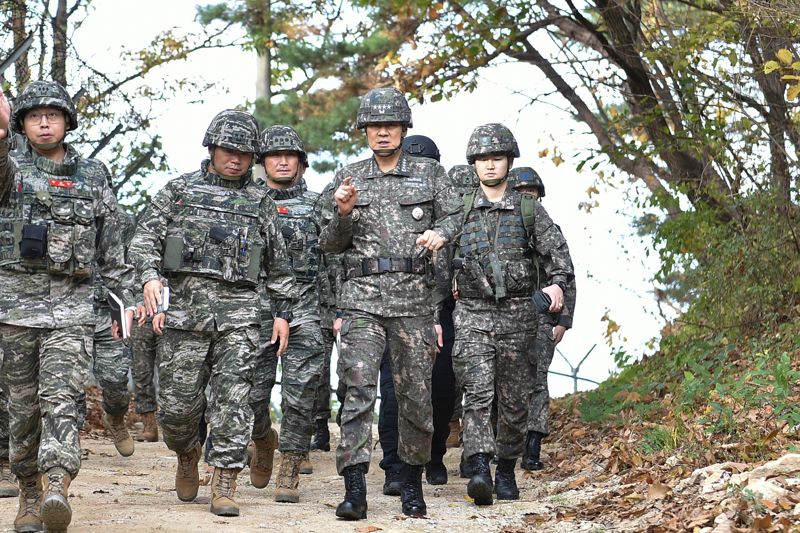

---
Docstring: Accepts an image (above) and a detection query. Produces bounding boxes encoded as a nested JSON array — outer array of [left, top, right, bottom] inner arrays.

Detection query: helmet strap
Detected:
[[481, 177, 506, 187]]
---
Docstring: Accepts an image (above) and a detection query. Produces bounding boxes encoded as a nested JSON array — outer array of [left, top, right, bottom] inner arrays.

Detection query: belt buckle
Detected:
[[378, 257, 392, 273]]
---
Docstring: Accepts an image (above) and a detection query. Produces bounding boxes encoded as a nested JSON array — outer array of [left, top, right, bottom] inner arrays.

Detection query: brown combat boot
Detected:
[[40, 467, 72, 533], [0, 459, 19, 497], [299, 454, 313, 475], [274, 452, 303, 503], [14, 473, 42, 533], [446, 420, 462, 448], [249, 428, 278, 489], [137, 411, 159, 442], [210, 468, 240, 517], [104, 413, 135, 457], [175, 442, 201, 502]]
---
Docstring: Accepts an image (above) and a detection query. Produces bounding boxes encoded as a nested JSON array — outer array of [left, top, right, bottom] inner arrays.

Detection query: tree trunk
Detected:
[[10, 0, 31, 90], [51, 0, 68, 86]]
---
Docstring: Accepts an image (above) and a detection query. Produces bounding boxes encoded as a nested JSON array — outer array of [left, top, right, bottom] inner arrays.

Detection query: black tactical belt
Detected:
[[345, 256, 426, 279]]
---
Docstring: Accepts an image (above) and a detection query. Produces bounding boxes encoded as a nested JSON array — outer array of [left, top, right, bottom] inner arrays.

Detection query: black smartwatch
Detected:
[[275, 311, 293, 323]]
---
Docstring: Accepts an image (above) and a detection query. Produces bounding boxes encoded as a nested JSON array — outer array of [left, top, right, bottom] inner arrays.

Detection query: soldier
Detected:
[[248, 125, 325, 503], [131, 295, 159, 442], [0, 388, 18, 498], [510, 167, 577, 471], [0, 81, 137, 532], [128, 110, 295, 517], [319, 87, 461, 520], [451, 124, 573, 506], [92, 210, 137, 457], [376, 134, 457, 491]]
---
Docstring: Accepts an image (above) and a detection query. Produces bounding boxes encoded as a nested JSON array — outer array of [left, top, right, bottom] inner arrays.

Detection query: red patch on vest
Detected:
[[48, 179, 74, 188], [277, 206, 289, 214]]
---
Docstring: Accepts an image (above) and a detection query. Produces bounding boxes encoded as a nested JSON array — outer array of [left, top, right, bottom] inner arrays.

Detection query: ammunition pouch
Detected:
[[20, 224, 47, 259]]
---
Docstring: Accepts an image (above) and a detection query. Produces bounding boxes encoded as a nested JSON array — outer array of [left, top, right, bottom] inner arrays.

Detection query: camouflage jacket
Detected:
[[454, 185, 573, 319], [535, 227, 577, 329], [319, 152, 462, 318], [256, 178, 323, 327], [129, 160, 296, 332], [0, 137, 137, 328]]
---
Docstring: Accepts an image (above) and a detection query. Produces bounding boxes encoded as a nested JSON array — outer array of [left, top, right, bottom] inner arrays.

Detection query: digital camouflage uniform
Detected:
[[128, 111, 295, 469], [249, 177, 325, 453], [319, 151, 461, 474], [91, 211, 137, 418], [452, 126, 573, 466], [131, 313, 158, 415], [0, 83, 136, 483]]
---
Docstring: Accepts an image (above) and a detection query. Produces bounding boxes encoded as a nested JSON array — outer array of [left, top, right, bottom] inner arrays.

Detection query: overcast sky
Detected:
[[75, 0, 670, 398]]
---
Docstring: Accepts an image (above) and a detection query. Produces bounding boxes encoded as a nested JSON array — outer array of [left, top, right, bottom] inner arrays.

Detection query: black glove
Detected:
[[532, 290, 552, 313]]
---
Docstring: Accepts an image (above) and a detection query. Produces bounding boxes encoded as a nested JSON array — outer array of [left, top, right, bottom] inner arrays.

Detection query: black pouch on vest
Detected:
[[20, 224, 47, 259]]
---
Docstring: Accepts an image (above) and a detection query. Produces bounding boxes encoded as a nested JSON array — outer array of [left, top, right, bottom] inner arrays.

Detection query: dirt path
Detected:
[[0, 424, 576, 533]]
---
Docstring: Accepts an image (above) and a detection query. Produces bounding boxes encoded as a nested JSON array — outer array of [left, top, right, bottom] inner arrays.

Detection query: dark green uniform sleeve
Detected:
[[529, 201, 573, 290], [318, 170, 354, 254], [129, 178, 181, 288]]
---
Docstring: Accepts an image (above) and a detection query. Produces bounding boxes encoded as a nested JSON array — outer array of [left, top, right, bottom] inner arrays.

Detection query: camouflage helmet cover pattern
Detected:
[[11, 80, 78, 134], [510, 166, 545, 197], [402, 134, 440, 162], [465, 123, 520, 164], [202, 109, 259, 153], [259, 125, 308, 167], [356, 87, 413, 129]]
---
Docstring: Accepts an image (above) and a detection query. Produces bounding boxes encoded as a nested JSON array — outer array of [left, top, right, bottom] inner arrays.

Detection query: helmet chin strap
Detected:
[[481, 177, 506, 187]]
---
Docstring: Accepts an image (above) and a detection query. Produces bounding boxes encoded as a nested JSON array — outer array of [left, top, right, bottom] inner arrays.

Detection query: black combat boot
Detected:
[[400, 463, 427, 517], [336, 464, 368, 520], [425, 459, 447, 485], [382, 469, 403, 496], [310, 419, 331, 452], [459, 451, 473, 478], [521, 431, 545, 471], [495, 458, 520, 500], [466, 453, 493, 506]]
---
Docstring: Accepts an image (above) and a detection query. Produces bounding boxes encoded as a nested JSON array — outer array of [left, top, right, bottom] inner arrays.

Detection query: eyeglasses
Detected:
[[25, 111, 64, 124]]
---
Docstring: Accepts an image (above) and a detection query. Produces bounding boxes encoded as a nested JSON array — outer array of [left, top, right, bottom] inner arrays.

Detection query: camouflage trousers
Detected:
[[528, 314, 558, 435], [0, 323, 93, 478], [312, 325, 336, 422], [452, 303, 534, 461], [336, 310, 436, 474], [0, 385, 8, 460], [92, 306, 132, 417], [249, 318, 278, 440], [131, 321, 158, 414], [157, 327, 257, 468]]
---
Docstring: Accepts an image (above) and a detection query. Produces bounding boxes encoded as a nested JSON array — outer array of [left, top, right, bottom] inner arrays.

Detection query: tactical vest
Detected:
[[269, 183, 321, 284], [0, 150, 98, 278], [455, 191, 536, 300], [161, 174, 266, 286]]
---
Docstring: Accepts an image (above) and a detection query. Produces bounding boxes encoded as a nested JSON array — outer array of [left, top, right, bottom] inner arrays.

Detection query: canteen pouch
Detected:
[[20, 224, 47, 259]]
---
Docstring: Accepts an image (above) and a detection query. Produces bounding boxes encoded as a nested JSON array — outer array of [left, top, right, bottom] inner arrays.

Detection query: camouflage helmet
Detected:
[[510, 166, 545, 197], [402, 135, 440, 162], [202, 110, 259, 153], [259, 125, 308, 167], [11, 80, 77, 134], [465, 123, 520, 164], [356, 87, 413, 129]]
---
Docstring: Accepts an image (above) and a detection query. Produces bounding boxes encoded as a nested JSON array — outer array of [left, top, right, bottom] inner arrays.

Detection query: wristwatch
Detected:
[[275, 311, 293, 323]]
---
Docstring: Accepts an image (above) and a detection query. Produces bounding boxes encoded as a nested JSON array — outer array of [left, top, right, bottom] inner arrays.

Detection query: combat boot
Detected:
[[175, 442, 201, 502], [459, 451, 473, 478], [210, 468, 240, 516], [0, 459, 19, 497], [467, 453, 493, 506], [446, 419, 462, 448], [14, 473, 42, 533], [104, 413, 134, 457], [249, 428, 278, 489], [425, 460, 447, 485], [309, 419, 330, 452], [382, 469, 402, 496], [274, 452, 303, 503], [40, 468, 71, 533], [137, 411, 159, 442], [400, 463, 426, 518], [299, 454, 313, 475], [521, 431, 545, 471], [335, 463, 368, 520], [495, 458, 520, 500]]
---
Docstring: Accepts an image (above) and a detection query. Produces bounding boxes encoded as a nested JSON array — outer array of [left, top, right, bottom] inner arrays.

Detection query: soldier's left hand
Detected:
[[553, 325, 567, 344], [111, 309, 135, 340], [542, 284, 564, 313], [434, 324, 443, 353], [272, 318, 290, 356], [152, 312, 166, 335], [416, 230, 445, 251]]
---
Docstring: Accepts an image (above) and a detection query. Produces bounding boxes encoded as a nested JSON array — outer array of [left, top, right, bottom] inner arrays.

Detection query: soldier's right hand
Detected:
[[143, 279, 164, 317], [152, 312, 166, 336], [334, 176, 357, 217], [0, 90, 10, 140]]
